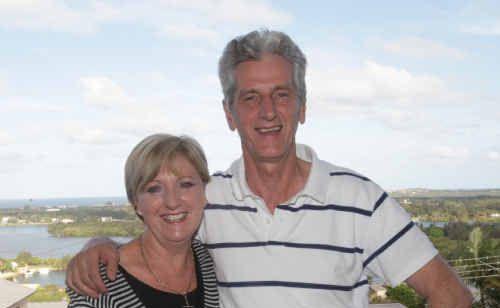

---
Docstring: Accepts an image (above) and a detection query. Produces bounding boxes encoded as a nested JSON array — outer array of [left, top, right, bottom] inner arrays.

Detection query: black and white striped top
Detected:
[[67, 240, 219, 308]]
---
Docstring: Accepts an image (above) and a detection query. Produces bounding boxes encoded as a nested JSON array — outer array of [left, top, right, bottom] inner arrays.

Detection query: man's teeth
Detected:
[[164, 213, 187, 222], [258, 126, 281, 133]]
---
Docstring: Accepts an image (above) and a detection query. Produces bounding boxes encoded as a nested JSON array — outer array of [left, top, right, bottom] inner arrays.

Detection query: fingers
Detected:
[[66, 253, 100, 298], [102, 246, 120, 281]]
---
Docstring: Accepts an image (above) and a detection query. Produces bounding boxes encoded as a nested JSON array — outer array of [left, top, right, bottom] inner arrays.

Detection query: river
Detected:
[[0, 225, 132, 259], [0, 225, 132, 287]]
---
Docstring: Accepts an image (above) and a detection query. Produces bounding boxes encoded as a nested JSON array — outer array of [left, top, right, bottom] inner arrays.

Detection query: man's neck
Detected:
[[243, 146, 311, 214]]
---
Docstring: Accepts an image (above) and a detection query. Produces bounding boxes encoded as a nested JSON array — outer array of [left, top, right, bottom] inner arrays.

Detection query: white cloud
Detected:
[[1, 99, 69, 113], [79, 76, 130, 108], [64, 124, 122, 145], [381, 37, 465, 60], [487, 151, 500, 161], [430, 146, 470, 160], [0, 0, 292, 36], [158, 24, 219, 42], [0, 152, 27, 173], [459, 0, 500, 36], [460, 22, 500, 36], [0, 76, 6, 94], [0, 130, 13, 145], [208, 0, 292, 26], [308, 60, 448, 108], [0, 0, 96, 33]]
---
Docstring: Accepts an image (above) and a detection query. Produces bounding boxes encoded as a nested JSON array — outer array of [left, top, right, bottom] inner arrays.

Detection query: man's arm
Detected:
[[406, 255, 473, 308], [65, 237, 120, 298]]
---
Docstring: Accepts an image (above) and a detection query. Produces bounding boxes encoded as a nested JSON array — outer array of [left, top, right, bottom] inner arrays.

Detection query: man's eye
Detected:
[[146, 185, 161, 193], [243, 95, 258, 102], [274, 91, 289, 101]]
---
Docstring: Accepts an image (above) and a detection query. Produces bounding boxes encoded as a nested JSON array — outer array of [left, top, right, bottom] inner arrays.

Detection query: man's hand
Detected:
[[406, 255, 473, 308], [65, 237, 120, 298]]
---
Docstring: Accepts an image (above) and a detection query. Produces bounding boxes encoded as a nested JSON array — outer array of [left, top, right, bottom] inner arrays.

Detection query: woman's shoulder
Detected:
[[66, 264, 134, 308]]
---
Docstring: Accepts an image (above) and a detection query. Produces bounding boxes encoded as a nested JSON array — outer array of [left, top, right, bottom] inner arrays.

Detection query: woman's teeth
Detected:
[[164, 213, 188, 222]]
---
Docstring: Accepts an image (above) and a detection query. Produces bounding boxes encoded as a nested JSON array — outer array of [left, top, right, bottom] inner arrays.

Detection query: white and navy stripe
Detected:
[[198, 144, 437, 308]]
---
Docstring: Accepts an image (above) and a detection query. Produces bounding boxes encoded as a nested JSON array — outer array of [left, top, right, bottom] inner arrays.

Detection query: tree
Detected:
[[386, 284, 425, 308], [15, 251, 34, 265]]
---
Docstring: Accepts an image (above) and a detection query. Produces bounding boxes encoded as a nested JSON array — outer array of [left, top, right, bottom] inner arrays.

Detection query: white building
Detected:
[[100, 217, 113, 223]]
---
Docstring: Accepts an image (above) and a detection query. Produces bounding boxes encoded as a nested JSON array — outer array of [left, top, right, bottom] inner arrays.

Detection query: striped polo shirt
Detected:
[[198, 144, 437, 308]]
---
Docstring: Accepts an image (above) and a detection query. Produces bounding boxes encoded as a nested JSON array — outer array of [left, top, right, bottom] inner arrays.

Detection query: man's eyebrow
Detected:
[[272, 84, 292, 92], [238, 89, 259, 98]]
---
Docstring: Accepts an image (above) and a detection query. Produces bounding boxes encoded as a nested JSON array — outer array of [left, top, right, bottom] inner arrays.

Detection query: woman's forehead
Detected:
[[156, 155, 198, 178]]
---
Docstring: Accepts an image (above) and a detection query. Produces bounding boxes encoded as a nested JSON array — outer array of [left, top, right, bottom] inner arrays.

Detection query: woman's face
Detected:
[[136, 155, 206, 247]]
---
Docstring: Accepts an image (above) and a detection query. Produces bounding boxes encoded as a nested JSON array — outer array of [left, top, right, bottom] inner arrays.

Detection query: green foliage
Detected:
[[48, 220, 143, 237], [469, 227, 483, 259], [425, 225, 445, 238], [398, 196, 500, 224], [16, 251, 35, 265], [386, 284, 425, 308], [0, 258, 14, 272], [445, 222, 473, 240], [28, 285, 68, 302]]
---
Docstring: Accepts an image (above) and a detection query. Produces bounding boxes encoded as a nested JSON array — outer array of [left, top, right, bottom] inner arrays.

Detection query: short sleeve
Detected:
[[359, 188, 438, 286]]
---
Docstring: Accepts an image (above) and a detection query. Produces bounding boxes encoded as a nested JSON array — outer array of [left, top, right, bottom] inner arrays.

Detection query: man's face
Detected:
[[224, 53, 306, 163]]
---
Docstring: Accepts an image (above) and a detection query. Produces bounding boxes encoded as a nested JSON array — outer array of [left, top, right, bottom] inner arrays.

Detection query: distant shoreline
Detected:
[[0, 196, 128, 209]]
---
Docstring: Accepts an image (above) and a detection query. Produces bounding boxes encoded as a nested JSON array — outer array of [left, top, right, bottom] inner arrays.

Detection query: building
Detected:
[[370, 284, 388, 299], [0, 278, 36, 308], [100, 217, 113, 223], [45, 208, 61, 212]]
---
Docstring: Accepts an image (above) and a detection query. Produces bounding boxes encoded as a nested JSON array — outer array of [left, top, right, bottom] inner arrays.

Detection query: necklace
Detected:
[[139, 235, 195, 308]]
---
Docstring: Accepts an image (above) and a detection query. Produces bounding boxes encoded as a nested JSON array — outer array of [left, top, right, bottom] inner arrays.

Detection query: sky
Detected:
[[0, 0, 499, 199]]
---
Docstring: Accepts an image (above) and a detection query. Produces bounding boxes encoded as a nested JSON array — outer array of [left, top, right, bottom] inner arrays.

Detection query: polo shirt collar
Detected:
[[228, 144, 328, 204]]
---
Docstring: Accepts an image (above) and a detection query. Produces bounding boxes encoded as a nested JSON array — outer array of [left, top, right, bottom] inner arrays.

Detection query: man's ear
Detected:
[[223, 100, 237, 131], [299, 101, 306, 124]]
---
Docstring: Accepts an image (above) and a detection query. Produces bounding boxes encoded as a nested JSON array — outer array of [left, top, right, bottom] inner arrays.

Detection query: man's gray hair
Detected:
[[218, 29, 307, 107]]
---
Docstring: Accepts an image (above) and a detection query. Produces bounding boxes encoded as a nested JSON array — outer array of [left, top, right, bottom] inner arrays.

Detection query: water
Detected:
[[13, 270, 66, 287], [418, 221, 448, 228], [0, 225, 132, 259], [0, 225, 132, 287]]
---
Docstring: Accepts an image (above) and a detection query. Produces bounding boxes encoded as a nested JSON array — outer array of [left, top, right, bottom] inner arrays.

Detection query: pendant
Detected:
[[182, 294, 194, 308]]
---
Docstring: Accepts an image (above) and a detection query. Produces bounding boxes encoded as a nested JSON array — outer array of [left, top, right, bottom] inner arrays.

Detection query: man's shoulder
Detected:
[[315, 159, 387, 211]]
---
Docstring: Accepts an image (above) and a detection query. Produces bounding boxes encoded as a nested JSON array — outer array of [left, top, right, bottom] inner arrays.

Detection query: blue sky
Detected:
[[0, 0, 499, 199]]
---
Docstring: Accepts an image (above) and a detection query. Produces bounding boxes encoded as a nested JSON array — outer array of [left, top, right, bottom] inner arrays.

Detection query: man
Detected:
[[67, 29, 472, 307]]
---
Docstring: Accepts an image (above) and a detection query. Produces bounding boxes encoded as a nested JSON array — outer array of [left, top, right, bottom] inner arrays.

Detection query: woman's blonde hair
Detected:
[[125, 134, 210, 209]]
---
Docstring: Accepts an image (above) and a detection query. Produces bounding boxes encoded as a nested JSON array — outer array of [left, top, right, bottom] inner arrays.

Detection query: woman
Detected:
[[67, 134, 219, 308]]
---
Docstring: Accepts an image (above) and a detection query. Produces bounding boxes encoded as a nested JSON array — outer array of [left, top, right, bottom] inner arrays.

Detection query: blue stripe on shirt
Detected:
[[205, 240, 363, 254], [218, 279, 368, 291], [205, 203, 257, 212], [277, 204, 373, 216], [363, 221, 415, 268], [329, 172, 370, 181]]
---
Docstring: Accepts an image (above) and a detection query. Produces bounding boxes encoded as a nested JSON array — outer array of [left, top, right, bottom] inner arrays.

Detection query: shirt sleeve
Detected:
[[359, 186, 438, 286], [66, 287, 98, 308]]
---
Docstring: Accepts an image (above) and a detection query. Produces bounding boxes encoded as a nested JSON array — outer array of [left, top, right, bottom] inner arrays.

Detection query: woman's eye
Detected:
[[146, 185, 162, 193], [180, 181, 194, 188]]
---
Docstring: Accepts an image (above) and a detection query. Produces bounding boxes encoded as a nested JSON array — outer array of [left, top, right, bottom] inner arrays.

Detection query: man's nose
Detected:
[[259, 96, 277, 120]]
